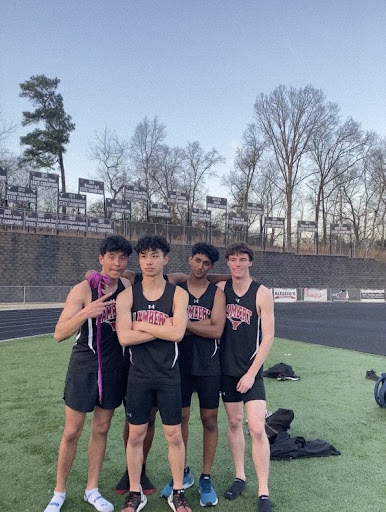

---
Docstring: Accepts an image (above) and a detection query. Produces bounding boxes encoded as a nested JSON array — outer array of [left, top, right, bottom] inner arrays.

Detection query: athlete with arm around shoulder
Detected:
[[43, 235, 132, 512], [217, 242, 275, 512]]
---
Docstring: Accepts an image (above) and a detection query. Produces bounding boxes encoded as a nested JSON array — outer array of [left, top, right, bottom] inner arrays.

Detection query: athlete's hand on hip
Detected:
[[85, 293, 114, 318], [236, 373, 255, 394]]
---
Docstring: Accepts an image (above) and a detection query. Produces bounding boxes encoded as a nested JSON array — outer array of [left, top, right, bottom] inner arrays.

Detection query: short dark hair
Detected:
[[134, 235, 170, 256], [100, 235, 132, 256], [191, 242, 219, 264], [225, 242, 254, 261]]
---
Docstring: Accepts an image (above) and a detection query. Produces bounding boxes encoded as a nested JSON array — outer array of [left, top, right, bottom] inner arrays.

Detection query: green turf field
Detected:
[[1, 334, 385, 512]]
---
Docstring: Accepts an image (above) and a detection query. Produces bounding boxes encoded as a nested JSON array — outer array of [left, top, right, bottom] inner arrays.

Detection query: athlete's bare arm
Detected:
[[54, 281, 114, 342], [116, 287, 155, 346], [186, 287, 226, 339], [207, 273, 231, 284], [133, 286, 189, 342], [236, 285, 275, 393]]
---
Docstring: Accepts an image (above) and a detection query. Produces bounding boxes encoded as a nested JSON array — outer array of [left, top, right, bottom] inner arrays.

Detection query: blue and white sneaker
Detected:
[[160, 467, 194, 498], [198, 476, 218, 507]]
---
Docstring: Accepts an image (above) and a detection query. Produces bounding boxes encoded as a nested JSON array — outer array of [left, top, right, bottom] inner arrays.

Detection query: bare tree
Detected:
[[89, 128, 130, 199], [309, 116, 370, 242], [254, 84, 334, 247], [364, 140, 386, 247], [223, 124, 266, 210], [0, 109, 16, 146], [130, 116, 166, 203], [180, 141, 224, 214], [152, 145, 184, 202]]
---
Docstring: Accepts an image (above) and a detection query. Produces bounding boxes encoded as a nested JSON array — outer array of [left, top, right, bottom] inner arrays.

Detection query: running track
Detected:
[[0, 303, 385, 356]]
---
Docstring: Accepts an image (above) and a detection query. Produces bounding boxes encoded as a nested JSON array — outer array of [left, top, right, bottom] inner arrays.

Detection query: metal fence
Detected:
[[0, 286, 71, 303], [0, 286, 384, 304], [1, 216, 385, 260]]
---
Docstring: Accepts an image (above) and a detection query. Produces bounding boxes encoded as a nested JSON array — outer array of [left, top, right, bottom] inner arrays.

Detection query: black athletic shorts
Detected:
[[64, 369, 125, 412], [181, 374, 220, 409], [221, 373, 266, 403], [126, 378, 181, 426]]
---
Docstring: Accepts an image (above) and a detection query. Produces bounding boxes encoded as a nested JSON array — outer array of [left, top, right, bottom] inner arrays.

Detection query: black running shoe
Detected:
[[224, 478, 246, 500], [116, 469, 130, 495], [258, 495, 273, 512], [366, 369, 379, 381]]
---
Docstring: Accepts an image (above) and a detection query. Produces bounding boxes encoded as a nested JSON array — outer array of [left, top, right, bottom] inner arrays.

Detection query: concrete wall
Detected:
[[1, 232, 386, 288]]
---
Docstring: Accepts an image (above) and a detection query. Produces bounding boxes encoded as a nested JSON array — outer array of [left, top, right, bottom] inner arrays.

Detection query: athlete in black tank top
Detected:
[[221, 279, 262, 378], [69, 279, 125, 373], [43, 235, 132, 512], [116, 235, 192, 511], [129, 280, 179, 380], [218, 243, 275, 512], [179, 280, 220, 376]]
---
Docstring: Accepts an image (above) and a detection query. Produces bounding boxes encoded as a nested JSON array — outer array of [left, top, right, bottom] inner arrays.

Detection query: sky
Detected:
[[1, 0, 386, 199]]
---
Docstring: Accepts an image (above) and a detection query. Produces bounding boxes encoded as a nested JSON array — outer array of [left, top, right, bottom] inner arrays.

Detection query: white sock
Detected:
[[44, 492, 66, 512], [84, 488, 114, 512]]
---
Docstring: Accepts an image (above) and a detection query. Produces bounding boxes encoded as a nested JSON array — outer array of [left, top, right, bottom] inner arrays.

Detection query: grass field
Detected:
[[1, 334, 385, 512]]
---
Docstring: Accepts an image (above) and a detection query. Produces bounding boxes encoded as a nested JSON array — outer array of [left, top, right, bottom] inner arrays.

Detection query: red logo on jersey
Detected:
[[133, 310, 169, 325], [226, 303, 252, 330], [101, 303, 117, 331], [187, 304, 211, 320]]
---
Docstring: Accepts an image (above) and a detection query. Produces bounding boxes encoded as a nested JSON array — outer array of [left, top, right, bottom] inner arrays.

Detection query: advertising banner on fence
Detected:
[[0, 207, 24, 226], [59, 192, 86, 209], [6, 185, 37, 205], [273, 288, 297, 302], [25, 212, 57, 229], [331, 289, 349, 301], [57, 214, 87, 231], [79, 178, 104, 195], [360, 289, 385, 303], [304, 288, 328, 302], [168, 191, 189, 206], [105, 198, 130, 214], [124, 185, 147, 201], [30, 171, 59, 189], [88, 217, 114, 234], [191, 208, 211, 222]]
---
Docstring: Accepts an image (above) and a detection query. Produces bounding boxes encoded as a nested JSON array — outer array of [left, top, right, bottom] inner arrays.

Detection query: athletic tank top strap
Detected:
[[134, 272, 169, 283]]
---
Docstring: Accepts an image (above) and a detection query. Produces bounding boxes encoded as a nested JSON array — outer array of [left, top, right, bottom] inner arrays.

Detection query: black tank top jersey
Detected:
[[178, 281, 220, 376], [220, 279, 262, 377], [124, 273, 169, 367], [68, 279, 125, 373], [134, 272, 169, 283], [128, 281, 179, 381]]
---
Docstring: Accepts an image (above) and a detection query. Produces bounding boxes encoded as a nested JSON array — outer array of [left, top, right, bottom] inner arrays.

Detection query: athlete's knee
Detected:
[[128, 426, 147, 446], [164, 427, 184, 447], [227, 411, 243, 431], [201, 411, 218, 433], [92, 412, 113, 437], [62, 424, 83, 444], [248, 419, 266, 441]]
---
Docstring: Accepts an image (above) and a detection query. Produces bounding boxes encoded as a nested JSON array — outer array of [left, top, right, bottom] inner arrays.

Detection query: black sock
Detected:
[[201, 473, 210, 479]]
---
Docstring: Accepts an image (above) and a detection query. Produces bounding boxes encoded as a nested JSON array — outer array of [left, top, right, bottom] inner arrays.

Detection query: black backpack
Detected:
[[263, 363, 295, 379], [374, 373, 386, 407], [265, 408, 294, 442]]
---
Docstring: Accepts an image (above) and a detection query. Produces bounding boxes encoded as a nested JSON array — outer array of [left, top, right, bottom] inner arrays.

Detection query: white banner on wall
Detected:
[[331, 289, 349, 302], [273, 288, 297, 302], [360, 289, 385, 303], [304, 288, 328, 302]]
